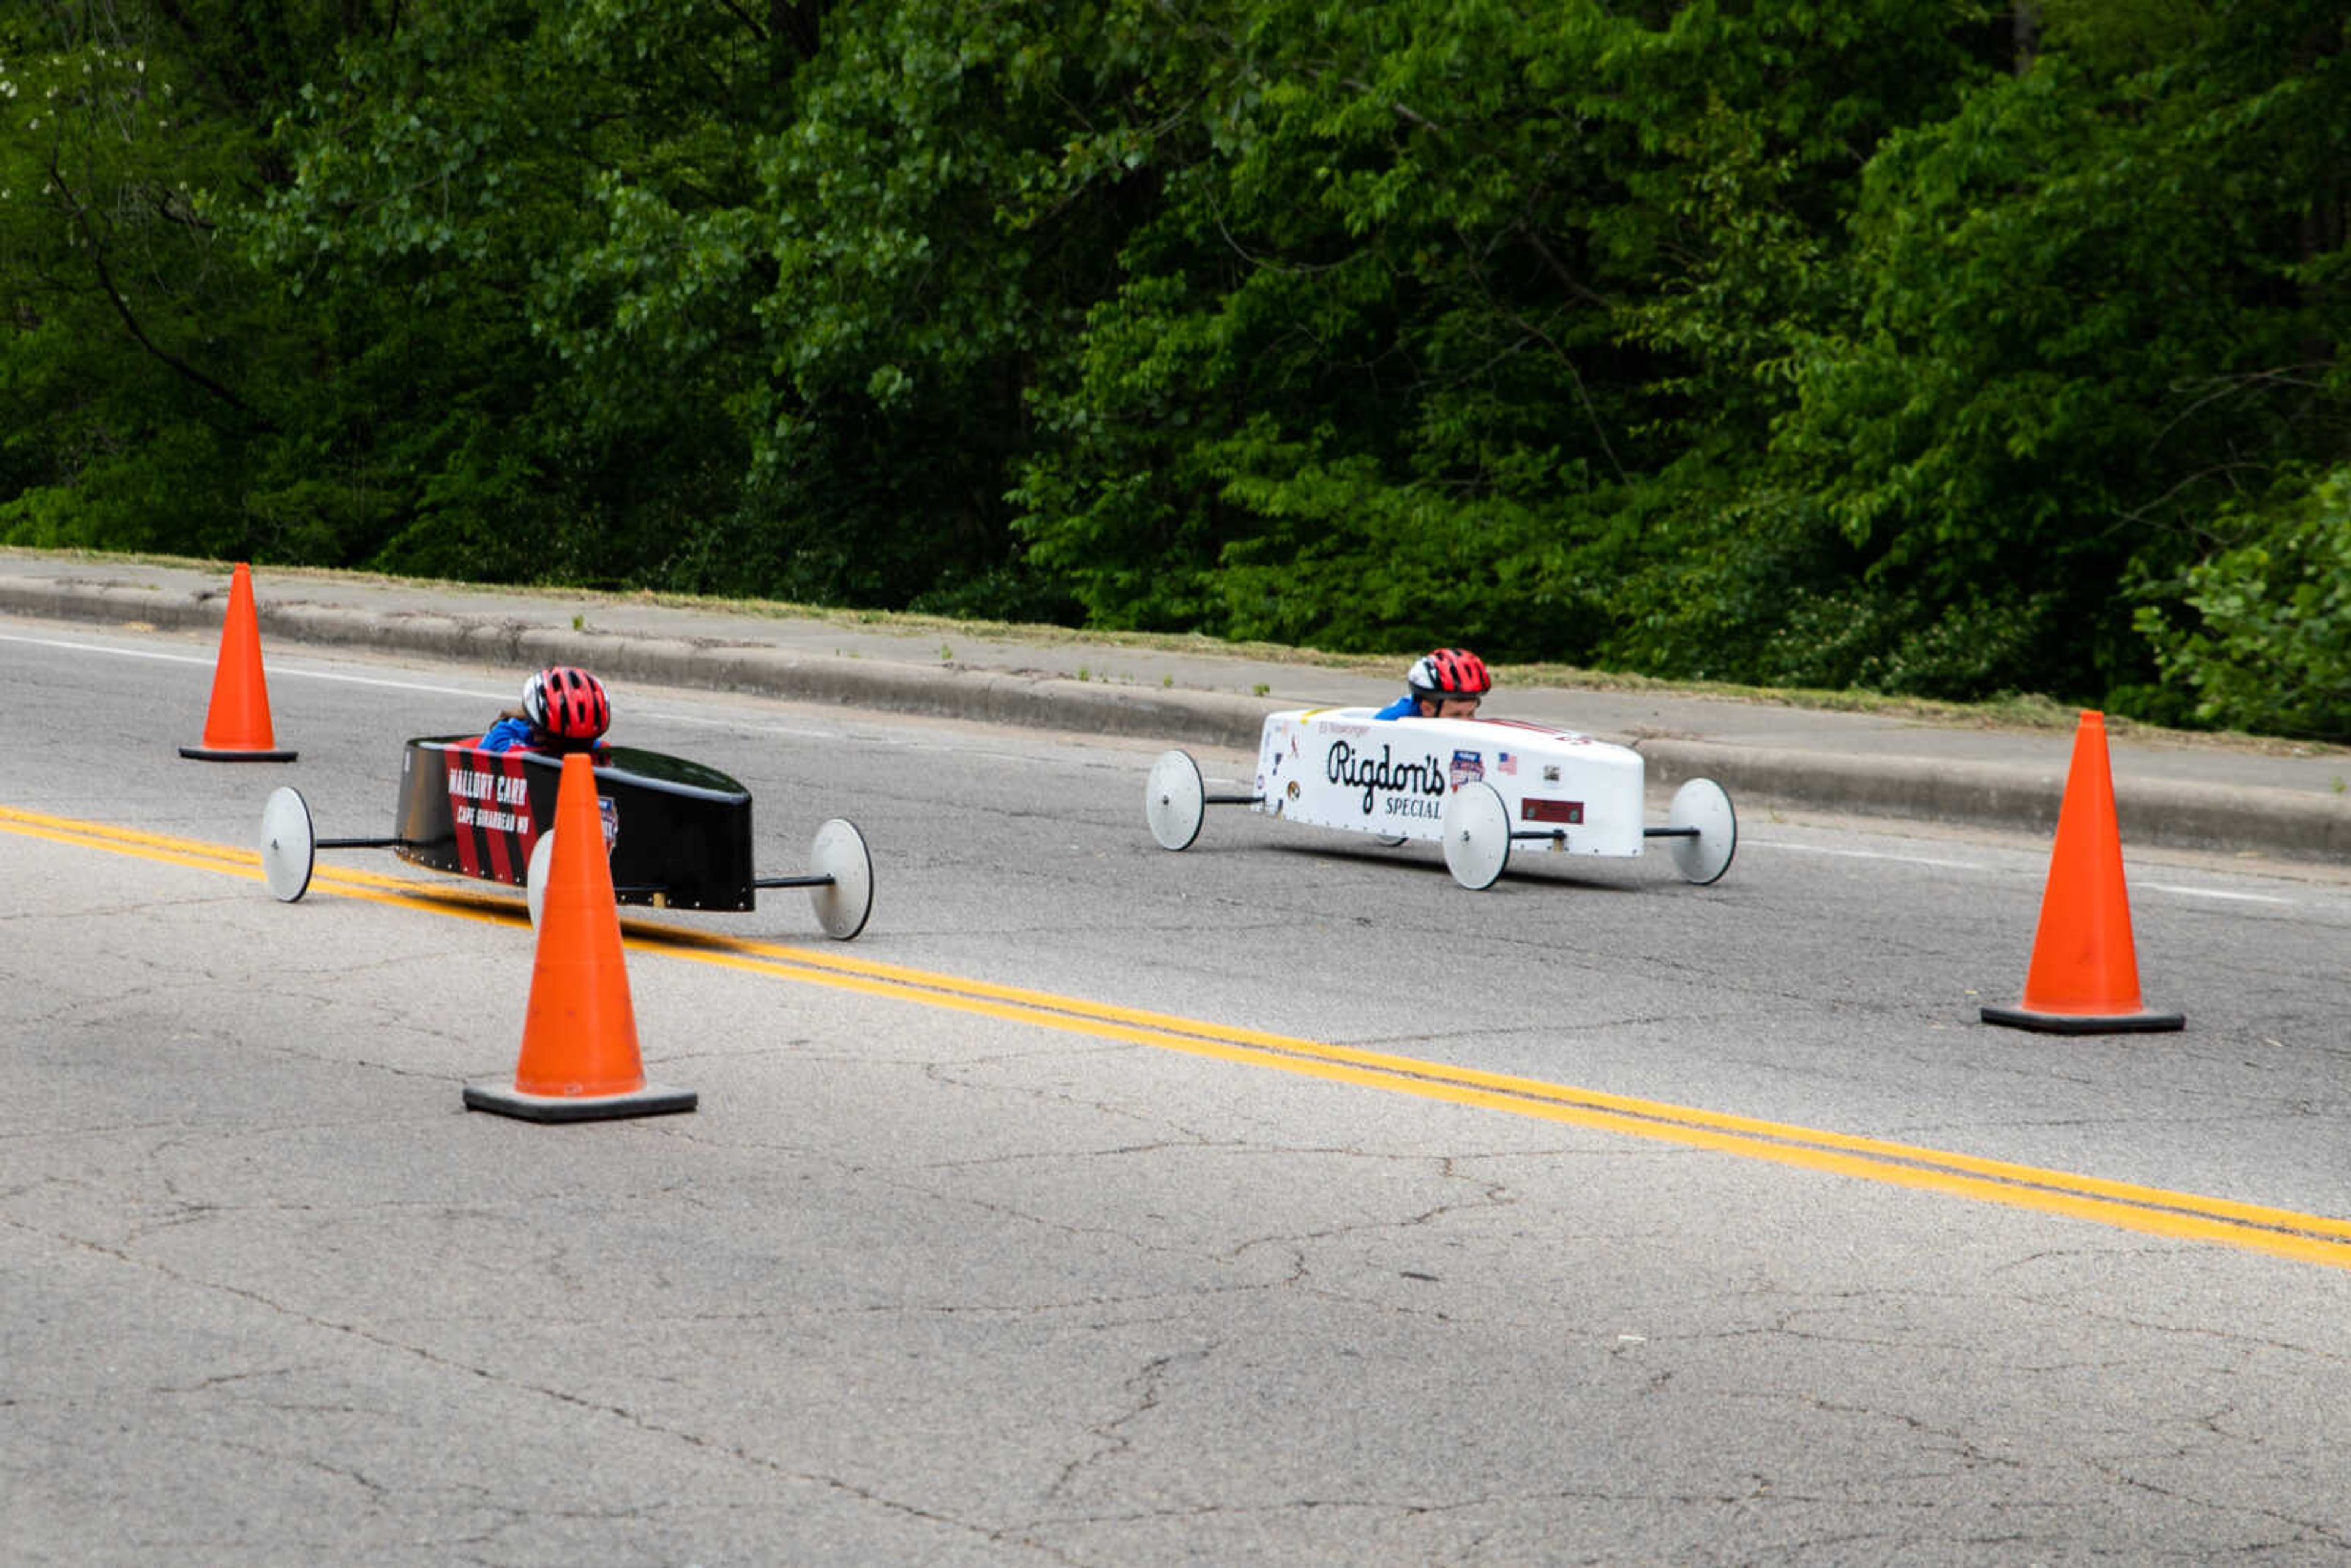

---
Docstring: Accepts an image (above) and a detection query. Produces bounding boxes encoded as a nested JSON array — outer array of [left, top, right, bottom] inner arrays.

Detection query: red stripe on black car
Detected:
[[479, 749, 519, 885], [448, 749, 484, 877]]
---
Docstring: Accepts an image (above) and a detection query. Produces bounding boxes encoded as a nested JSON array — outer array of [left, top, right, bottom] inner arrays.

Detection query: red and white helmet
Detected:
[[522, 666, 610, 742], [1406, 647, 1491, 700]]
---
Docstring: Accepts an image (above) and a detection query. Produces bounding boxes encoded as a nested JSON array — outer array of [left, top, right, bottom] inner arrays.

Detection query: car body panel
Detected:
[[1252, 708, 1645, 857], [392, 736, 756, 910]]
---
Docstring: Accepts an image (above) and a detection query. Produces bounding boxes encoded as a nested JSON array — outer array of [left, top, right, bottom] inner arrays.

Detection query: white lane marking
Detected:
[[1744, 836, 1986, 871], [648, 707, 1063, 768], [1752, 833, 2301, 907], [2138, 883, 2293, 906], [3, 629, 973, 749], [0, 631, 495, 700], [26, 633, 2311, 859], [636, 706, 839, 740], [2, 632, 212, 667]]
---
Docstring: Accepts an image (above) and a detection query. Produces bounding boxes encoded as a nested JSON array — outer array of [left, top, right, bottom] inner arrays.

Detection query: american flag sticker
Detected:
[[1496, 751, 1517, 775]]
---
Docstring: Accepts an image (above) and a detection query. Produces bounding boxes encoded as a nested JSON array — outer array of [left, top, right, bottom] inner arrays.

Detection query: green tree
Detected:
[[7, 0, 2341, 736], [2139, 465, 2351, 737], [249, 0, 792, 583], [253, 0, 1105, 611], [0, 0, 355, 558], [1755, 1, 2349, 705], [1013, 0, 2003, 658]]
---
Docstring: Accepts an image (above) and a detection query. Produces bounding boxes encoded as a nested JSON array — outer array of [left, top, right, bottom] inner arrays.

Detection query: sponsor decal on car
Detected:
[[446, 761, 534, 836], [1449, 749, 1484, 788], [1325, 740, 1447, 816], [1521, 798, 1584, 825], [599, 794, 620, 853], [1542, 763, 1561, 782]]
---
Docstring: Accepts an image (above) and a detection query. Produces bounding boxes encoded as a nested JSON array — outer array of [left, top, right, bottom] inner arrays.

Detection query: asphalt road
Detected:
[[9, 616, 2351, 1565]]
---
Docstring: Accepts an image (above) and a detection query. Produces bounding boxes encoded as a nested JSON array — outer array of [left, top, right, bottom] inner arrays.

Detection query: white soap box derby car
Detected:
[[258, 735, 874, 937], [1147, 708, 1735, 890]]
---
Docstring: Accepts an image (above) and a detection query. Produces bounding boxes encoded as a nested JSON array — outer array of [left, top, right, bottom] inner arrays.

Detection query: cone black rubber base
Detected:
[[463, 1082, 697, 1122], [179, 745, 299, 762], [1981, 1003, 2184, 1035]]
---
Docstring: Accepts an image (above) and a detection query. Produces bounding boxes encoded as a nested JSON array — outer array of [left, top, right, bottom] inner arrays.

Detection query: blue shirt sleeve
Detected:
[[479, 717, 536, 754], [1373, 696, 1418, 721]]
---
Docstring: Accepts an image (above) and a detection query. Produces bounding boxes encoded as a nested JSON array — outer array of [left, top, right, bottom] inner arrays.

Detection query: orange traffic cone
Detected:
[[463, 752, 696, 1122], [1982, 710, 2183, 1034], [179, 563, 297, 762]]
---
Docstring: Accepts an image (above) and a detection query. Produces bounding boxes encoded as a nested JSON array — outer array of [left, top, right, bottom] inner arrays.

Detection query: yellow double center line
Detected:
[[12, 802, 2351, 1270]]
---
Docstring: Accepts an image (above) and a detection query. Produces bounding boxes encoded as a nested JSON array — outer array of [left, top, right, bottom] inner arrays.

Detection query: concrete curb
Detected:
[[10, 570, 2347, 861], [0, 571, 1284, 754]]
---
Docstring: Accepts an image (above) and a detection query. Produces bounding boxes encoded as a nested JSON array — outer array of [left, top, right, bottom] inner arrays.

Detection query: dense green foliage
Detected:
[[2, 1, 2345, 731]]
